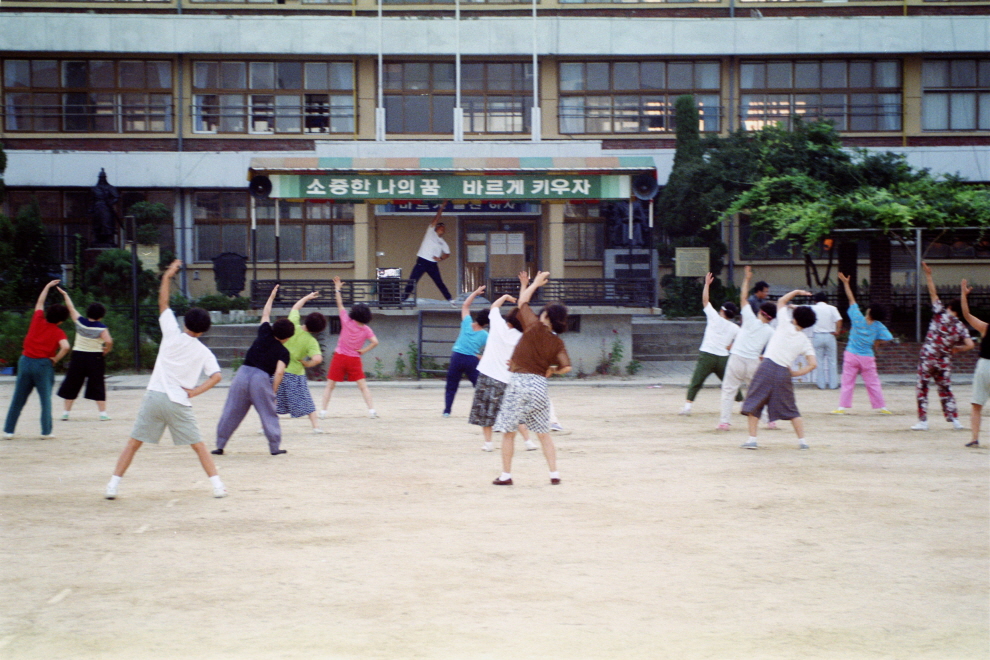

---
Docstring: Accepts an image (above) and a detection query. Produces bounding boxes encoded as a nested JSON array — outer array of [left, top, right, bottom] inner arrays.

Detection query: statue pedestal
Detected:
[[82, 246, 116, 273]]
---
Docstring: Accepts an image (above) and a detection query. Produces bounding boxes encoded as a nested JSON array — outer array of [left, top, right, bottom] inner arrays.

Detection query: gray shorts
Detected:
[[130, 390, 204, 446], [973, 358, 990, 407]]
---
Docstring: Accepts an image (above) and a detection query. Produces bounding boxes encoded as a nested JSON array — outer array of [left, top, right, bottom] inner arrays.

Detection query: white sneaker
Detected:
[[368, 409, 378, 419], [40, 434, 55, 439], [311, 428, 325, 434], [678, 406, 691, 416], [104, 482, 118, 499], [99, 413, 111, 421], [951, 419, 964, 431], [318, 410, 327, 420], [213, 483, 228, 498], [740, 440, 758, 450], [61, 412, 70, 421], [482, 442, 494, 452], [550, 423, 564, 432], [799, 441, 809, 450], [2, 432, 13, 439], [524, 439, 539, 451], [910, 421, 929, 431]]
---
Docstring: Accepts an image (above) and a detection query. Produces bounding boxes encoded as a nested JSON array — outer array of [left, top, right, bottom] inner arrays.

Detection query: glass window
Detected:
[[922, 59, 990, 132]]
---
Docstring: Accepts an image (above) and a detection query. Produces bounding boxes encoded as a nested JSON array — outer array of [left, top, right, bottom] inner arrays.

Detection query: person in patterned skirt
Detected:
[[275, 291, 326, 433]]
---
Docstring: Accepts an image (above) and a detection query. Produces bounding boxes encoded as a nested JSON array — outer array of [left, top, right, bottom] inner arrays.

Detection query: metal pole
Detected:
[[126, 215, 141, 373], [275, 198, 281, 283], [376, 0, 385, 141], [251, 195, 257, 286], [915, 226, 922, 343]]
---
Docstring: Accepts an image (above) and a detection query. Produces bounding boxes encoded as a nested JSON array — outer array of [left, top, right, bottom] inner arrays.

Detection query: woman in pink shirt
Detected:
[[320, 277, 380, 419]]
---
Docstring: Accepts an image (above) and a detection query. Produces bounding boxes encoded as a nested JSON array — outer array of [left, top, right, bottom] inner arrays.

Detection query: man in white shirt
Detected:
[[680, 272, 740, 415], [402, 204, 453, 304], [810, 291, 843, 389], [717, 266, 776, 430], [739, 289, 817, 450]]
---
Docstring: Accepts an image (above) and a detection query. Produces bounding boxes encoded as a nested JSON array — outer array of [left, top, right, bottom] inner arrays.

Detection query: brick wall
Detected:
[[838, 341, 980, 375]]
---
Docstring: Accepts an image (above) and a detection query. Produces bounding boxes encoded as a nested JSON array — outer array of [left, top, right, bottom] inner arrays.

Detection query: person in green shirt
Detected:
[[275, 291, 327, 433]]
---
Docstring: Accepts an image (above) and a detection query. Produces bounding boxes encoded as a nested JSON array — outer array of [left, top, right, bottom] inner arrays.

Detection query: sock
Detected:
[[798, 438, 807, 445], [108, 475, 121, 487], [549, 471, 560, 480], [499, 472, 512, 481], [748, 436, 757, 444], [369, 408, 376, 415], [209, 475, 223, 488], [683, 402, 692, 411]]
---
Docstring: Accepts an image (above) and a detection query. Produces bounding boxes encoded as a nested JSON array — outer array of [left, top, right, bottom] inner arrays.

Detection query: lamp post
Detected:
[[125, 215, 141, 373]]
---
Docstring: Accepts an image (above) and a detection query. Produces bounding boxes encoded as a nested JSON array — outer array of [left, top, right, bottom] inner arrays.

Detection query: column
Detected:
[[547, 203, 565, 276], [353, 203, 371, 279]]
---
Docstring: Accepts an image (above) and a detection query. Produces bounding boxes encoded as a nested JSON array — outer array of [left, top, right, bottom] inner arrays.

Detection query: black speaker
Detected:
[[632, 173, 659, 201], [249, 175, 272, 199]]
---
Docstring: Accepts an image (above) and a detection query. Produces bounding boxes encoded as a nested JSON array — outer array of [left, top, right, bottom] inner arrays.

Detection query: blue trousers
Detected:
[[4, 355, 56, 436], [215, 365, 282, 453], [403, 257, 452, 302], [444, 351, 480, 414]]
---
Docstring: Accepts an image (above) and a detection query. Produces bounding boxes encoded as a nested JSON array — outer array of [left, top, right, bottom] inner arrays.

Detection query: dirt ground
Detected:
[[1, 380, 988, 660]]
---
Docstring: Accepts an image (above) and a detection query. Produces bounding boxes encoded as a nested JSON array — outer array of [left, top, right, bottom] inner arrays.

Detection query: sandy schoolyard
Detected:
[[1, 379, 987, 660]]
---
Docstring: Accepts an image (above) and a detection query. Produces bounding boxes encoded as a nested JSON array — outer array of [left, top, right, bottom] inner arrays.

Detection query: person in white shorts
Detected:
[[961, 278, 989, 448], [104, 260, 226, 500]]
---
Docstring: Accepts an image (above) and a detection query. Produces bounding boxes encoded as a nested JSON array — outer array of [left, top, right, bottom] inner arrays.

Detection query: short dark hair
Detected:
[[946, 298, 963, 315], [184, 307, 211, 334], [272, 318, 296, 340], [349, 303, 372, 325], [473, 310, 490, 327], [45, 304, 69, 325], [753, 281, 770, 294], [85, 302, 107, 320], [868, 304, 888, 323], [541, 302, 569, 334], [505, 307, 523, 333], [304, 311, 327, 334], [759, 301, 778, 319], [793, 306, 817, 329], [812, 291, 828, 304], [720, 301, 739, 320]]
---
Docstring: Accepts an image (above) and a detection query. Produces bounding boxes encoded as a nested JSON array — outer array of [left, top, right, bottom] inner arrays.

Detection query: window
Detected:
[[3, 59, 172, 133], [193, 193, 354, 263], [564, 203, 605, 261], [384, 61, 532, 134], [740, 59, 901, 132], [192, 61, 354, 134], [558, 60, 720, 134], [922, 59, 990, 131]]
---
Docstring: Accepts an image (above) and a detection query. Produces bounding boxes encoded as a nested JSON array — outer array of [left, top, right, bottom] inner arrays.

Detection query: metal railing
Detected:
[[488, 277, 657, 307], [250, 279, 416, 309]]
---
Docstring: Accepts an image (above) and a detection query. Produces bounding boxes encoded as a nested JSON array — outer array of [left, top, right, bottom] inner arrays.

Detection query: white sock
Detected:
[[683, 402, 692, 411], [549, 471, 560, 479], [108, 475, 121, 487], [499, 472, 512, 481], [369, 408, 376, 415], [209, 475, 223, 488], [748, 436, 757, 444]]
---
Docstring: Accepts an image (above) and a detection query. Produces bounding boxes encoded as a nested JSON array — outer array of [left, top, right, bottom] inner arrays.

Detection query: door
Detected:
[[460, 217, 538, 295]]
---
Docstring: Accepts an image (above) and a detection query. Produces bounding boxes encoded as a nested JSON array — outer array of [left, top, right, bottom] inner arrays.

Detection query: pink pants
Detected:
[[838, 351, 886, 409]]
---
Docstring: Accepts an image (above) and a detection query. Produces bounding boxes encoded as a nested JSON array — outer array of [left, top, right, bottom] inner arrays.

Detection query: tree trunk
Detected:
[[868, 235, 893, 310], [837, 240, 858, 313]]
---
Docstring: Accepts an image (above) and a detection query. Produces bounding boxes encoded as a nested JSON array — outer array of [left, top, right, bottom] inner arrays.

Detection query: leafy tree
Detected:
[[82, 248, 157, 304], [0, 199, 60, 305]]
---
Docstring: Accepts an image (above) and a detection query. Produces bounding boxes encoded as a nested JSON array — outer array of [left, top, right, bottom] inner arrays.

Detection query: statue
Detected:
[[90, 169, 120, 247]]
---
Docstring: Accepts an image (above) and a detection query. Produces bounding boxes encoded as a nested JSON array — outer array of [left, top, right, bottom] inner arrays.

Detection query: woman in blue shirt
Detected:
[[443, 286, 489, 417], [831, 272, 894, 415]]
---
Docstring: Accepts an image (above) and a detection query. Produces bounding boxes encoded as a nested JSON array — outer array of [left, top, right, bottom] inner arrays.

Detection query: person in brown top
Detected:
[[492, 271, 571, 486]]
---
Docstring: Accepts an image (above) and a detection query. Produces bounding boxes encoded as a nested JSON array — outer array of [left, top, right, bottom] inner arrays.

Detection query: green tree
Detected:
[[82, 248, 157, 304], [0, 198, 59, 305]]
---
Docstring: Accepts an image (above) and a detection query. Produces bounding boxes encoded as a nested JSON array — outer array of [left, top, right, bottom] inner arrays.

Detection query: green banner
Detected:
[[270, 173, 631, 201]]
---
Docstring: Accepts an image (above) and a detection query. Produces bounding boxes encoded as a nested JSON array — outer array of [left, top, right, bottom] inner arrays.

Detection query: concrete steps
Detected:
[[198, 324, 258, 367], [631, 317, 706, 362]]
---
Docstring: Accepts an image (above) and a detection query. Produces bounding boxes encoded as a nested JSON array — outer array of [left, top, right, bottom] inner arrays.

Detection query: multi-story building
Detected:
[[2, 2, 988, 364]]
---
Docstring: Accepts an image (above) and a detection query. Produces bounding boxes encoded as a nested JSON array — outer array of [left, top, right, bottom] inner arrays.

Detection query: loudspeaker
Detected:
[[632, 173, 659, 201], [249, 175, 272, 199]]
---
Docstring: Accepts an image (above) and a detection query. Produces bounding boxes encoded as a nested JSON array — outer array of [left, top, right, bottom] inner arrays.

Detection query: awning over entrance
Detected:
[[248, 156, 656, 202]]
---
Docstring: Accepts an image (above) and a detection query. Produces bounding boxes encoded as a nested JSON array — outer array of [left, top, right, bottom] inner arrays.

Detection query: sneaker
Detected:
[[368, 409, 378, 419], [678, 407, 691, 416], [715, 423, 731, 431], [104, 482, 118, 499], [951, 419, 964, 431], [766, 422, 778, 430], [3, 432, 13, 439], [965, 440, 980, 447], [830, 408, 847, 415], [740, 440, 758, 450], [799, 441, 809, 450], [550, 423, 564, 432], [99, 413, 111, 421], [442, 412, 450, 418], [61, 412, 70, 421], [311, 428, 325, 434], [213, 484, 228, 498], [40, 434, 56, 439], [492, 477, 513, 486], [876, 408, 892, 415], [482, 442, 494, 452], [524, 439, 538, 451], [449, 299, 459, 308], [318, 410, 327, 420], [211, 448, 224, 455], [910, 421, 929, 431]]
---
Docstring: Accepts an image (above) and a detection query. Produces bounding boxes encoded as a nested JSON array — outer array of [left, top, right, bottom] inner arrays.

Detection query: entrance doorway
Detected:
[[459, 217, 539, 295]]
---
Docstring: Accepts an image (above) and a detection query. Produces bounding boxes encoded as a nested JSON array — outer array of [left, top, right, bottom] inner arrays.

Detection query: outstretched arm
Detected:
[[36, 280, 60, 312], [292, 291, 319, 312], [430, 203, 446, 228], [56, 287, 80, 321], [777, 288, 812, 308], [838, 272, 856, 307], [922, 262, 938, 305], [961, 279, 989, 337], [461, 285, 485, 319], [332, 276, 346, 314], [740, 266, 752, 311], [518, 271, 550, 308], [261, 285, 279, 324], [702, 272, 713, 309], [159, 260, 181, 314], [518, 270, 530, 298], [492, 294, 516, 310]]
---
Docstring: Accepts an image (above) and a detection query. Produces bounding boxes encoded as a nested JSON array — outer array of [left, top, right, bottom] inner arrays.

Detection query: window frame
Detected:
[[921, 58, 990, 132]]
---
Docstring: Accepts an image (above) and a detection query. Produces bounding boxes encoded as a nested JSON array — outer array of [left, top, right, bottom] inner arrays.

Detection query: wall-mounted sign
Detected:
[[269, 174, 632, 201], [675, 247, 710, 278], [379, 201, 540, 214]]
